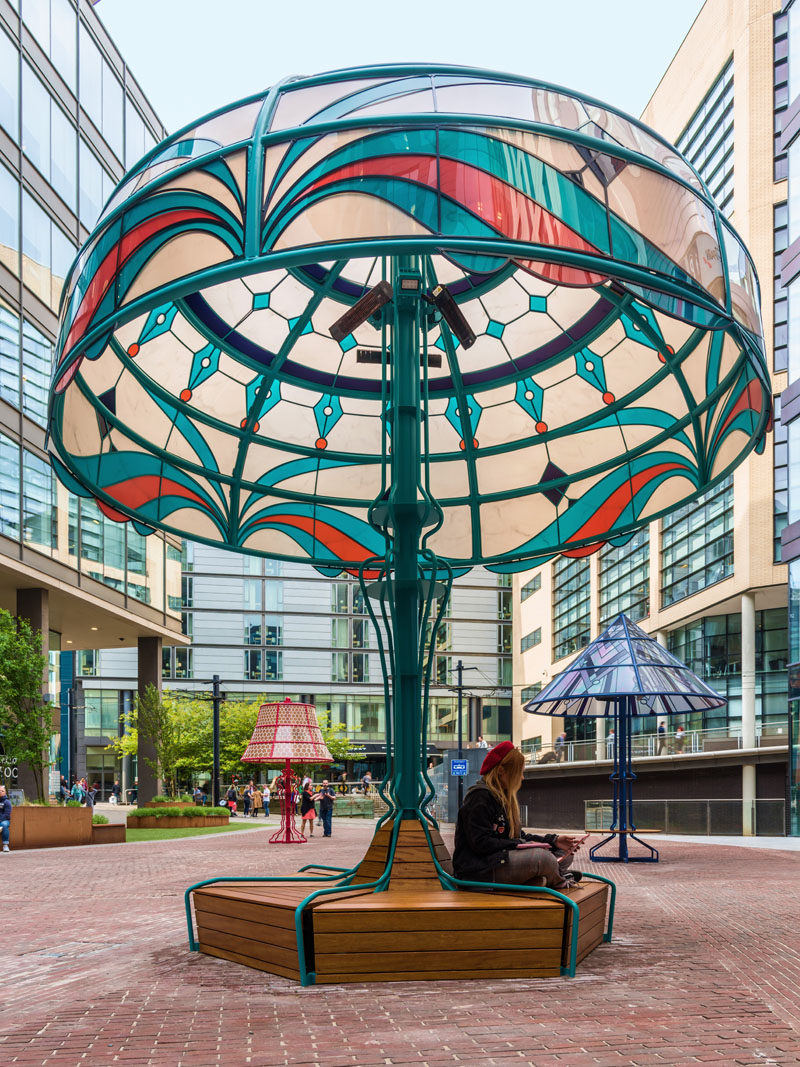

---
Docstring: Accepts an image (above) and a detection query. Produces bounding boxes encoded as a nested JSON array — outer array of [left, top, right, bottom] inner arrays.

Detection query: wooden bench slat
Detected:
[[196, 910, 300, 949], [199, 942, 300, 981], [314, 926, 563, 953], [314, 966, 559, 983], [313, 907, 565, 933], [314, 946, 562, 974]]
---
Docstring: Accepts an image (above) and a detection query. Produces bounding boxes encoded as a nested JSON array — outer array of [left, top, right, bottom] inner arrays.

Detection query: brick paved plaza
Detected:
[[2, 820, 800, 1067]]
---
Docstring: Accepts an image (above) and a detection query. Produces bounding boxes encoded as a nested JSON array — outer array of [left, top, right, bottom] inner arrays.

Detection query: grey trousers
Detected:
[[492, 847, 574, 889]]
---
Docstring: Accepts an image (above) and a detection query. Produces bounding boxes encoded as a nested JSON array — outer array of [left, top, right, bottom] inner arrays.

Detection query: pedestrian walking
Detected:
[[657, 721, 666, 756], [606, 728, 615, 760], [70, 778, 84, 804], [225, 782, 239, 816], [337, 770, 348, 795], [675, 724, 686, 754], [316, 779, 336, 837], [477, 735, 488, 749], [251, 785, 262, 817], [242, 782, 253, 818], [0, 784, 12, 852], [300, 781, 316, 837], [555, 732, 567, 762], [262, 782, 271, 815], [58, 775, 68, 803], [361, 770, 372, 795]]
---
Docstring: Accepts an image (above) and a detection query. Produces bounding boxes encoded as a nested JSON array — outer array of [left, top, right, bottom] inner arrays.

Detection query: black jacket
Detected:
[[452, 780, 556, 881]]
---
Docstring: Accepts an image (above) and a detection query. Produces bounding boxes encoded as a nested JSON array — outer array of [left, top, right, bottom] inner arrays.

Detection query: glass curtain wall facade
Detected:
[[780, 0, 800, 835], [0, 0, 179, 795], [92, 542, 513, 772]]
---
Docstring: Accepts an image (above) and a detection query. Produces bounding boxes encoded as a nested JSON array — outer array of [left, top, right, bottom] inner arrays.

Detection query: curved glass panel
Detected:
[[49, 65, 770, 572]]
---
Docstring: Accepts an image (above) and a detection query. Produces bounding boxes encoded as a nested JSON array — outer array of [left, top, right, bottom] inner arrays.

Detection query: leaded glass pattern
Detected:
[[525, 613, 726, 718], [661, 475, 733, 607], [49, 66, 770, 573]]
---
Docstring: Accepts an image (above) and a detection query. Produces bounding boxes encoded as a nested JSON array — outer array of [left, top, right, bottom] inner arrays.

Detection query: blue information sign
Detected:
[[450, 759, 468, 776]]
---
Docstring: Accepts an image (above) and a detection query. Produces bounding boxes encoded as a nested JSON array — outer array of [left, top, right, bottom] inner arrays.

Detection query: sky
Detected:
[[96, 0, 706, 135]]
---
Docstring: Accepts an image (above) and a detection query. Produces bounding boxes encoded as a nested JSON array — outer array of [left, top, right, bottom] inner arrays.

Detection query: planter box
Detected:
[[91, 823, 126, 844], [143, 801, 194, 809], [126, 814, 229, 829], [10, 805, 92, 849]]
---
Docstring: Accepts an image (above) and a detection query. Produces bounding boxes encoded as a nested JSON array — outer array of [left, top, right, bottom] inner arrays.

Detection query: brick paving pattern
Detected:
[[2, 819, 800, 1066]]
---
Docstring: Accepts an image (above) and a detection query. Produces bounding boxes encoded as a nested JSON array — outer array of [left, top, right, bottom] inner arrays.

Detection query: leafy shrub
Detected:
[[92, 813, 109, 825], [129, 805, 230, 820], [66, 799, 81, 808]]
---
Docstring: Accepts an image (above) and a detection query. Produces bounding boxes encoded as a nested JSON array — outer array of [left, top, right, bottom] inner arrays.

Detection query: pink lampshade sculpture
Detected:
[[241, 698, 333, 844]]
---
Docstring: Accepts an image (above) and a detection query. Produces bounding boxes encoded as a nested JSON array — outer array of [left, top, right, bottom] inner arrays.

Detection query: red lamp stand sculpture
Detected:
[[241, 698, 333, 845]]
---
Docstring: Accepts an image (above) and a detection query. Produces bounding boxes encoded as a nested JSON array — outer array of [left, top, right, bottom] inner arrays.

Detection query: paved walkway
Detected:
[[2, 819, 800, 1066]]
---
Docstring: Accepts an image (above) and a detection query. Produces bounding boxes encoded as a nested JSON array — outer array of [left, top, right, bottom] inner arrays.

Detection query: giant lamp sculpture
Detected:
[[241, 698, 333, 844], [49, 65, 769, 980], [524, 614, 727, 862]]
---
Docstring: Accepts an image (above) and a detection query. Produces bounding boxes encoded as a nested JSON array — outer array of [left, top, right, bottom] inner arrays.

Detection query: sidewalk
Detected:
[[2, 819, 800, 1066]]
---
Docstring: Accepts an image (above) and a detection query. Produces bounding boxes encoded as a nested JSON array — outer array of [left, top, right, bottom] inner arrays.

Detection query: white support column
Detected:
[[741, 592, 756, 836], [655, 630, 667, 648]]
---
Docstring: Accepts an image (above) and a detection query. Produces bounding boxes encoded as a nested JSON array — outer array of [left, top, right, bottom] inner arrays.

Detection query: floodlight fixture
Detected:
[[330, 280, 393, 341], [430, 284, 476, 349]]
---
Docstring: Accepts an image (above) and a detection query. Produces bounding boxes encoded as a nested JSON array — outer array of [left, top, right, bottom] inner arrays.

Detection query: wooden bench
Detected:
[[190, 818, 613, 984]]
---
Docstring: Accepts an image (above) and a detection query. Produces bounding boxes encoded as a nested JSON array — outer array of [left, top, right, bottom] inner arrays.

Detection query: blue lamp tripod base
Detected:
[[589, 697, 659, 863]]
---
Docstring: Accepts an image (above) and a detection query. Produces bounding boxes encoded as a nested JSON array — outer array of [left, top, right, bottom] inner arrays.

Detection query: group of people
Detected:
[[223, 776, 338, 836]]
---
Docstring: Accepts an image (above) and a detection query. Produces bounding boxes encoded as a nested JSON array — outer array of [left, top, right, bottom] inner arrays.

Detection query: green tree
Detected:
[[109, 693, 365, 789], [0, 608, 56, 802], [108, 684, 181, 796]]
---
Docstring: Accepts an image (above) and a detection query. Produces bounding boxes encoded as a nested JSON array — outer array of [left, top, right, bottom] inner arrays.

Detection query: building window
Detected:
[[520, 628, 541, 652], [265, 615, 282, 646], [181, 612, 193, 639], [244, 649, 262, 680], [331, 618, 348, 647], [331, 652, 348, 682], [352, 585, 366, 615], [242, 554, 261, 575], [77, 650, 99, 677], [174, 648, 193, 679], [181, 541, 194, 571], [521, 574, 541, 600], [775, 396, 788, 563], [22, 448, 57, 551], [0, 28, 19, 143], [352, 619, 369, 649], [243, 614, 262, 644], [661, 477, 734, 608], [162, 647, 172, 677], [775, 202, 788, 373], [520, 683, 543, 703], [498, 622, 512, 654], [676, 58, 734, 217], [599, 528, 650, 627], [243, 579, 261, 610], [552, 556, 591, 660], [352, 652, 369, 683], [0, 431, 20, 540], [331, 582, 349, 613], [436, 655, 449, 685], [265, 650, 282, 681], [0, 298, 20, 407], [84, 689, 119, 735], [497, 573, 512, 588], [497, 658, 512, 686], [498, 589, 511, 620], [776, 10, 789, 181]]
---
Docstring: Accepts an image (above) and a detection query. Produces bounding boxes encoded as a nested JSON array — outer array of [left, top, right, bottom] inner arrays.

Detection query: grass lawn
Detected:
[[126, 823, 272, 842]]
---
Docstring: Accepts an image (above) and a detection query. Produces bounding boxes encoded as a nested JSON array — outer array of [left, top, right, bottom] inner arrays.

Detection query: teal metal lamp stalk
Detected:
[[387, 254, 426, 818]]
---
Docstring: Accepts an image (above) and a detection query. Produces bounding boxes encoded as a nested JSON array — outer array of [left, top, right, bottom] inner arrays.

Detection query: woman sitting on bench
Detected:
[[453, 741, 584, 891]]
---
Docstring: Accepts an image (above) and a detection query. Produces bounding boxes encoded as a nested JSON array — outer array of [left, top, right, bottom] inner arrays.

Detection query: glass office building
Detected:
[[778, 0, 800, 835], [91, 544, 513, 775], [0, 0, 182, 796], [514, 0, 789, 813]]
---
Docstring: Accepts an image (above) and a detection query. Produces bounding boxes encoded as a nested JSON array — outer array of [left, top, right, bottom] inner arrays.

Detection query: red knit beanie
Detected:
[[480, 740, 515, 776]]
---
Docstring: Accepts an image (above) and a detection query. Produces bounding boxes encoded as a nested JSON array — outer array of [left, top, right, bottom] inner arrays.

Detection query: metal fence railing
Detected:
[[584, 798, 786, 836], [523, 726, 789, 766]]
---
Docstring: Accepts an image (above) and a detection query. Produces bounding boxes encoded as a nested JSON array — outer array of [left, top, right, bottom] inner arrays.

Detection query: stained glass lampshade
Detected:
[[48, 64, 770, 574], [523, 613, 727, 717], [241, 698, 333, 764]]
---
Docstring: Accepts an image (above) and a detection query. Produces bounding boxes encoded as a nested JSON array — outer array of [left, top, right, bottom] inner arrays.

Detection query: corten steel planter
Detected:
[[10, 805, 92, 849], [143, 801, 194, 809], [127, 815, 229, 829], [91, 823, 126, 844]]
